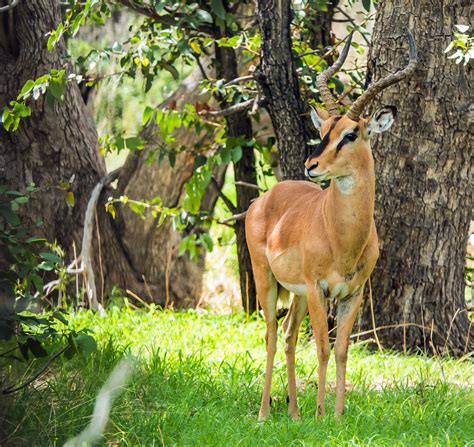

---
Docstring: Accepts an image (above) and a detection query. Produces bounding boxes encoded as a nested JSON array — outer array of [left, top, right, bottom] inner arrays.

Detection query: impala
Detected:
[[246, 30, 417, 420]]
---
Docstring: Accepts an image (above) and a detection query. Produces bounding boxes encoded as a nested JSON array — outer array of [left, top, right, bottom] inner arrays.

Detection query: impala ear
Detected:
[[366, 106, 397, 134], [310, 107, 329, 131]]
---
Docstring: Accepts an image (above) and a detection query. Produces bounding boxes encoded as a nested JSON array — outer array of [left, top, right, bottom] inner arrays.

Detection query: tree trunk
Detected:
[[356, 0, 473, 355], [215, 44, 259, 312], [0, 0, 138, 302], [255, 0, 315, 180], [115, 66, 228, 306], [0, 1, 221, 308]]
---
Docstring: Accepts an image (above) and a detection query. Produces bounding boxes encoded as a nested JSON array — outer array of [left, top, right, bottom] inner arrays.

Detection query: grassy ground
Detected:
[[3, 307, 474, 446]]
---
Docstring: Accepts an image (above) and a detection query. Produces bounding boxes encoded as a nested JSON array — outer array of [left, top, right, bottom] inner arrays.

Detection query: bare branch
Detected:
[[1, 346, 67, 395], [234, 181, 263, 191], [211, 177, 236, 213], [224, 75, 255, 87], [0, 0, 18, 13], [334, 7, 370, 45], [219, 211, 247, 224], [199, 99, 254, 117]]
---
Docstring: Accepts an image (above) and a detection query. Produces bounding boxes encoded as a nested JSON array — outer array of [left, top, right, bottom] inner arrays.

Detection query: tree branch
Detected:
[[219, 211, 247, 224], [0, 0, 18, 13], [224, 75, 255, 87], [211, 177, 236, 213], [234, 181, 263, 191], [199, 98, 254, 117], [334, 6, 371, 46], [1, 346, 67, 395]]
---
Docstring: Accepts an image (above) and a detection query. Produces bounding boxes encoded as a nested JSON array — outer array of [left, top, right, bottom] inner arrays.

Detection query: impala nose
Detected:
[[304, 161, 319, 178]]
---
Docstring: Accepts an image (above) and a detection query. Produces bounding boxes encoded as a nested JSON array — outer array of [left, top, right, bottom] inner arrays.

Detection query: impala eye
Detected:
[[344, 133, 357, 142]]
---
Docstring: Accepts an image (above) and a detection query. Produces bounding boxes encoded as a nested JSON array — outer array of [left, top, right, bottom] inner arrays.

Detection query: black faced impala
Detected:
[[246, 31, 417, 420]]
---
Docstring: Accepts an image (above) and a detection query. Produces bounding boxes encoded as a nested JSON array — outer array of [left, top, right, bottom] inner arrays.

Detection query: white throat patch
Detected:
[[335, 175, 354, 194]]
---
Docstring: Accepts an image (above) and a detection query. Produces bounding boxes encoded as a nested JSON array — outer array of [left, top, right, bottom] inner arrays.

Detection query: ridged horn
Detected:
[[346, 29, 417, 121], [316, 32, 353, 116]]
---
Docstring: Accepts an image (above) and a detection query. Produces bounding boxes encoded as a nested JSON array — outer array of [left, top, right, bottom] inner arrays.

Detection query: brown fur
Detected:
[[245, 114, 380, 420]]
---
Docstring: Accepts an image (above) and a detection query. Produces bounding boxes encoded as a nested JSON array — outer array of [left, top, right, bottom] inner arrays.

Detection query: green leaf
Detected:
[[65, 191, 75, 208], [210, 0, 226, 20], [196, 9, 213, 24], [18, 80, 35, 100], [362, 0, 371, 12], [125, 137, 144, 151], [201, 233, 214, 252], [219, 146, 231, 163], [74, 333, 97, 357], [52, 311, 69, 326], [26, 337, 48, 358], [142, 106, 154, 125], [194, 155, 208, 169], [178, 237, 188, 256], [232, 146, 242, 163], [29, 274, 44, 293], [168, 150, 176, 167], [162, 62, 179, 81], [48, 79, 66, 100], [40, 252, 61, 263]]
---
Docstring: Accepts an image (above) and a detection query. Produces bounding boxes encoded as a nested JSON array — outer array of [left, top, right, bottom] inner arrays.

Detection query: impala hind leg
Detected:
[[334, 288, 364, 417], [255, 268, 278, 421], [307, 286, 330, 416], [282, 295, 308, 420]]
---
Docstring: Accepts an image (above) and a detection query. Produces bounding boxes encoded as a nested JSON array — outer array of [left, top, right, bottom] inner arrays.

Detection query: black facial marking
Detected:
[[308, 117, 341, 158], [335, 126, 359, 154]]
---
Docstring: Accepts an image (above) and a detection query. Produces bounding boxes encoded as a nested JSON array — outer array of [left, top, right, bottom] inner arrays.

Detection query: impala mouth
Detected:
[[305, 168, 330, 183]]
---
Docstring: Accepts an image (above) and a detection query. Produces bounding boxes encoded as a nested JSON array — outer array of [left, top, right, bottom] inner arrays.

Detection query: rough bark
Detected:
[[0, 0, 130, 293], [215, 44, 259, 312], [255, 0, 315, 180], [356, 0, 473, 355], [0, 1, 220, 308]]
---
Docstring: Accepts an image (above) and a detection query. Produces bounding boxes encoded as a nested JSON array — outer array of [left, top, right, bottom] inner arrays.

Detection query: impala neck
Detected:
[[324, 147, 375, 269]]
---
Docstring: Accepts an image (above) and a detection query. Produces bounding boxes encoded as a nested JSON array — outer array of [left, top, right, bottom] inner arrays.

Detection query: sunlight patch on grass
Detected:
[[4, 308, 474, 446]]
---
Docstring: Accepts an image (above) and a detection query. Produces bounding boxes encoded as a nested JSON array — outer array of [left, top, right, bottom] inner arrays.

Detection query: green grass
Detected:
[[3, 307, 474, 446]]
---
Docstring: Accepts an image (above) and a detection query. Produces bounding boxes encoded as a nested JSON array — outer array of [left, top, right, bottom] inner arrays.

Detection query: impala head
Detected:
[[305, 30, 417, 183]]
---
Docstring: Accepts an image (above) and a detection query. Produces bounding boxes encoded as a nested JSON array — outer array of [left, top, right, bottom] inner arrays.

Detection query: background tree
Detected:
[[355, 0, 473, 355]]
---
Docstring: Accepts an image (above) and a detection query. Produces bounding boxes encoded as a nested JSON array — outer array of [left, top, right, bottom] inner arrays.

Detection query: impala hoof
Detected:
[[288, 409, 301, 421]]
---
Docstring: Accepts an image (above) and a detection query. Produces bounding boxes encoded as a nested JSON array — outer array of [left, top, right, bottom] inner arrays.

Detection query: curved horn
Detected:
[[316, 32, 353, 116], [346, 29, 417, 121]]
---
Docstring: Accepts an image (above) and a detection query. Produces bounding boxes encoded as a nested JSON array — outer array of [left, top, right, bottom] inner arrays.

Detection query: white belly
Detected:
[[279, 282, 307, 296]]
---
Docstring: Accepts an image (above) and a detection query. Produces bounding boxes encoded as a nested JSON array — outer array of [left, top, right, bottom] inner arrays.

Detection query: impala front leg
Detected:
[[307, 284, 330, 416], [334, 287, 364, 417]]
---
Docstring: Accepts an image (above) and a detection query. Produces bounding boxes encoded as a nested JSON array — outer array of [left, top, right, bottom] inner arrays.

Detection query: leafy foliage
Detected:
[[1, 0, 376, 263], [0, 187, 96, 393]]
